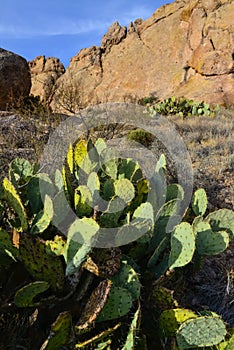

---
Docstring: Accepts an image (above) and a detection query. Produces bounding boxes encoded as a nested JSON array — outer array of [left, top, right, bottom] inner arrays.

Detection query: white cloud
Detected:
[[0, 18, 113, 39], [0, 4, 154, 39]]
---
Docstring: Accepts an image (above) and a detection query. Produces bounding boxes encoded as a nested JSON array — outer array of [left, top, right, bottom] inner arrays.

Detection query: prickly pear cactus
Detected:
[[159, 308, 197, 338], [45, 235, 66, 256], [65, 217, 99, 276], [122, 305, 140, 350], [194, 221, 229, 255], [30, 194, 54, 234], [204, 209, 234, 240], [191, 188, 207, 216], [26, 173, 55, 214], [14, 281, 50, 307], [96, 286, 133, 322], [114, 178, 135, 203], [9, 158, 33, 188], [76, 279, 112, 331], [176, 315, 227, 349], [111, 261, 141, 301], [19, 233, 65, 291], [40, 312, 72, 350], [0, 228, 19, 263], [169, 222, 195, 270], [2, 178, 28, 231]]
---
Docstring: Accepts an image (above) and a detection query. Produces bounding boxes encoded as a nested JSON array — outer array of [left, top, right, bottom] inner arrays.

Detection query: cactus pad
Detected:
[[97, 286, 133, 322], [40, 311, 72, 350], [2, 178, 28, 231], [30, 195, 54, 234], [169, 222, 195, 269], [9, 158, 33, 186], [176, 315, 227, 349], [191, 188, 208, 216], [205, 209, 234, 240], [159, 308, 197, 338], [45, 235, 66, 256], [111, 261, 141, 301], [0, 228, 19, 262], [122, 305, 140, 350], [14, 281, 50, 307], [76, 279, 112, 331], [19, 233, 65, 291], [114, 178, 135, 203], [195, 221, 229, 255]]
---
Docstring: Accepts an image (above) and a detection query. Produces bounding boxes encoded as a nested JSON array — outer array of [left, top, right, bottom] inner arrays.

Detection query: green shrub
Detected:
[[127, 128, 155, 147]]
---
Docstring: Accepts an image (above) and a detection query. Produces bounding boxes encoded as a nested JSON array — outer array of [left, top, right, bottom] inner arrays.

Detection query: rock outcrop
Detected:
[[0, 48, 31, 110], [29, 56, 65, 103], [53, 0, 234, 108]]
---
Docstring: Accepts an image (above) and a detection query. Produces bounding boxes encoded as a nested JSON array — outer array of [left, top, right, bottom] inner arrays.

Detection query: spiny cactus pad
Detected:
[[114, 178, 135, 203], [0, 228, 19, 262], [195, 221, 229, 255], [9, 158, 33, 187], [166, 184, 184, 202], [97, 286, 133, 322], [159, 308, 197, 338], [45, 235, 66, 256], [65, 217, 99, 275], [122, 304, 140, 350], [205, 209, 234, 240], [19, 234, 64, 291], [118, 158, 140, 181], [75, 185, 93, 217], [176, 315, 227, 349], [191, 188, 208, 216], [169, 222, 195, 269], [40, 312, 72, 350], [2, 178, 28, 231], [27, 173, 55, 214], [76, 279, 112, 331], [14, 281, 50, 307], [30, 195, 54, 234], [111, 261, 141, 301]]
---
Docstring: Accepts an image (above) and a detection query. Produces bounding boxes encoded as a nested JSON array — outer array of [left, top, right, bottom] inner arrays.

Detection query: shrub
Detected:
[[127, 128, 155, 147]]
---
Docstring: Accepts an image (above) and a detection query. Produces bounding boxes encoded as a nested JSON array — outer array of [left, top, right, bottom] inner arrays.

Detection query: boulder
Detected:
[[29, 56, 65, 103], [0, 48, 31, 110]]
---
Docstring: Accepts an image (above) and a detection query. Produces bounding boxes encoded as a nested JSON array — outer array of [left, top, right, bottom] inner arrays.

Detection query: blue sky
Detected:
[[0, 1, 172, 68]]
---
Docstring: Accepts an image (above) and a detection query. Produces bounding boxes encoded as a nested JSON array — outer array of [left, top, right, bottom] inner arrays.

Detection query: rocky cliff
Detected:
[[32, 0, 234, 108], [29, 56, 65, 103]]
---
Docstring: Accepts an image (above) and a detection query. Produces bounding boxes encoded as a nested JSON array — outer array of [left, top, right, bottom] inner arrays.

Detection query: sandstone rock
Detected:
[[29, 56, 65, 102], [101, 21, 127, 52], [52, 0, 234, 108], [0, 48, 31, 110]]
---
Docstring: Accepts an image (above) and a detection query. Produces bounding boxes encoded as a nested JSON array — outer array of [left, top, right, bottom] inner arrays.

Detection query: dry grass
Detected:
[[168, 109, 234, 210]]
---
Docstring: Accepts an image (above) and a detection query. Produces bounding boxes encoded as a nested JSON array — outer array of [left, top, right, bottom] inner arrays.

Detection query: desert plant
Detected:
[[0, 139, 233, 349], [127, 128, 155, 147], [153, 96, 219, 118], [53, 78, 84, 114]]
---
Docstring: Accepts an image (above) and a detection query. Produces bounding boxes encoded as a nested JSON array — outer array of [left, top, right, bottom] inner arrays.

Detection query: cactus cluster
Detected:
[[151, 96, 218, 118], [0, 137, 234, 349]]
